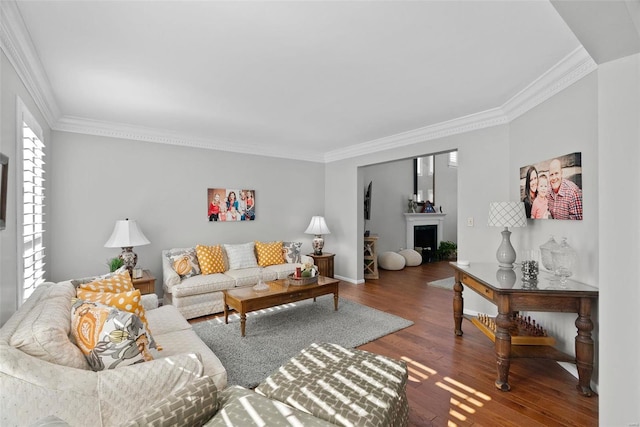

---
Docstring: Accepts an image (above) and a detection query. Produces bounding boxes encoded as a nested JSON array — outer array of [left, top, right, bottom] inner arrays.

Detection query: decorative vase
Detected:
[[551, 237, 576, 286], [252, 267, 269, 292], [539, 235, 560, 271]]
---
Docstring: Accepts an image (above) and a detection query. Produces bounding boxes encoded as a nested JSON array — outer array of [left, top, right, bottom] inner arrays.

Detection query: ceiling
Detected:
[[3, 1, 623, 161]]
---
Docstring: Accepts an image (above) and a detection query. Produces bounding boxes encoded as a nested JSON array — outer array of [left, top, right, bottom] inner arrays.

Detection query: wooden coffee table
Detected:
[[223, 276, 340, 337]]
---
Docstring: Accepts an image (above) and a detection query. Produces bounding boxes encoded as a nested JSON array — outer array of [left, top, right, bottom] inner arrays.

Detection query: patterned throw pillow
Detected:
[[70, 299, 154, 371], [76, 288, 158, 350], [255, 241, 284, 267], [282, 241, 303, 264], [195, 244, 226, 274], [223, 242, 258, 270], [78, 271, 134, 293], [167, 248, 201, 278]]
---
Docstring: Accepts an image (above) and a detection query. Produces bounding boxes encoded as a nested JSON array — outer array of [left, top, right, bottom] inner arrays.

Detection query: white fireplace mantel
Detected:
[[404, 213, 446, 251]]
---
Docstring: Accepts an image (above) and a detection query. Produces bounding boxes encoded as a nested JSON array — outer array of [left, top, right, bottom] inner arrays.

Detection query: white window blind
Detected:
[[22, 123, 46, 301], [449, 151, 458, 167]]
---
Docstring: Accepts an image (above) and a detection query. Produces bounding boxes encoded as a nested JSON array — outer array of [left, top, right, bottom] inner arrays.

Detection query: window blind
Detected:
[[22, 123, 46, 301]]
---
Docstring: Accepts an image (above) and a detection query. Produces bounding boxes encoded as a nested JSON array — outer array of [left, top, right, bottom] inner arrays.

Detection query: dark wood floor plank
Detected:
[[192, 261, 598, 426]]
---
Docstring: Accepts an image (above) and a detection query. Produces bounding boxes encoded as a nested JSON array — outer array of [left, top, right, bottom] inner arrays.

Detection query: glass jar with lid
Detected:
[[539, 235, 560, 271]]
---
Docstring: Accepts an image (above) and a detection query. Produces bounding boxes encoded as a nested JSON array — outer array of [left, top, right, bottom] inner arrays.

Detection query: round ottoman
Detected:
[[378, 251, 406, 270], [399, 249, 422, 267]]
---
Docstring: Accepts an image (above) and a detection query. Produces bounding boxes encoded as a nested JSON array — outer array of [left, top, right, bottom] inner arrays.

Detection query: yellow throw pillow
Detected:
[[255, 241, 284, 267], [76, 288, 158, 350], [195, 244, 226, 274], [79, 271, 134, 293]]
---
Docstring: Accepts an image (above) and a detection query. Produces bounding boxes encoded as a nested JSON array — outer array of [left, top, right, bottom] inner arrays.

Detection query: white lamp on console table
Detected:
[[487, 202, 527, 269], [104, 218, 150, 277]]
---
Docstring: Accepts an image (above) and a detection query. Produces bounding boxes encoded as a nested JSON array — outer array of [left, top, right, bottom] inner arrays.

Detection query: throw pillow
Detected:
[[282, 241, 303, 264], [195, 244, 226, 274], [70, 266, 128, 288], [78, 271, 134, 293], [255, 241, 284, 267], [223, 242, 258, 270], [76, 288, 158, 350], [70, 298, 154, 371], [167, 247, 201, 278]]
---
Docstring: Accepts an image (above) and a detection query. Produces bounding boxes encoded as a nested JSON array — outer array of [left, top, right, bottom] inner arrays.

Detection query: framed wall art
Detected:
[[520, 152, 582, 220], [1, 153, 8, 230], [207, 188, 255, 222]]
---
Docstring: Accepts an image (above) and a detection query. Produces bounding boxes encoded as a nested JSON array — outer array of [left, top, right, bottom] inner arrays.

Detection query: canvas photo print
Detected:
[[520, 152, 582, 220], [207, 188, 255, 221]]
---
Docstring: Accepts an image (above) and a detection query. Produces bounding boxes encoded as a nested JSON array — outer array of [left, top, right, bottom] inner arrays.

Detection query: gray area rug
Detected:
[[192, 296, 413, 388], [427, 276, 455, 289]]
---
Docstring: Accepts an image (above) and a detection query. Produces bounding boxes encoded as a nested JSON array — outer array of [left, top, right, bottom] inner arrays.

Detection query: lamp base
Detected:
[[312, 235, 324, 256], [496, 228, 516, 269], [119, 247, 138, 278]]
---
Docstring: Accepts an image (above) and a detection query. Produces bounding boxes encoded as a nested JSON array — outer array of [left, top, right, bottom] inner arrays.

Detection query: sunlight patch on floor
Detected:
[[400, 356, 437, 382]]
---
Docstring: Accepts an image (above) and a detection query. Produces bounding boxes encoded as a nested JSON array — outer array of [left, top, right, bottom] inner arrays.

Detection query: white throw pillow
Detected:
[[223, 242, 259, 270], [282, 241, 303, 264]]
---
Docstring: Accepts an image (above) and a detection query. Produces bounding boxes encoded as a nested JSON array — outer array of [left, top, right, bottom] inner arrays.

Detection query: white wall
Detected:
[[509, 72, 599, 360], [47, 131, 326, 294], [361, 159, 413, 254], [435, 152, 458, 244], [597, 53, 640, 426]]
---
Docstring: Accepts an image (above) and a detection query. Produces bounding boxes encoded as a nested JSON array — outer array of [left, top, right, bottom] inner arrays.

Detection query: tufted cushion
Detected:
[[255, 343, 408, 427], [378, 251, 406, 270], [167, 247, 201, 278], [70, 299, 154, 371], [195, 244, 226, 275], [223, 242, 258, 270], [124, 376, 219, 427], [76, 288, 158, 350], [399, 249, 423, 266], [255, 241, 284, 267], [282, 241, 303, 263], [78, 271, 134, 293]]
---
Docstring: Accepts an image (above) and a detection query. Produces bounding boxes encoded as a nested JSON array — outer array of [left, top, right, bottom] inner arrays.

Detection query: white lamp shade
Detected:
[[104, 219, 150, 248], [487, 202, 527, 228], [304, 216, 331, 235]]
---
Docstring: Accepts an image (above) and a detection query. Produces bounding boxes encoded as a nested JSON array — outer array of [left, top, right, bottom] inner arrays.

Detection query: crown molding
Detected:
[[501, 46, 597, 121], [325, 46, 597, 163], [0, 0, 61, 127], [55, 116, 324, 163], [323, 107, 509, 163], [3, 0, 596, 163]]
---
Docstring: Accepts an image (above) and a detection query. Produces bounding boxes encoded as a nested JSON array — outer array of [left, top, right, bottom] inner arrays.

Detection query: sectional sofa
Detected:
[[162, 241, 313, 319]]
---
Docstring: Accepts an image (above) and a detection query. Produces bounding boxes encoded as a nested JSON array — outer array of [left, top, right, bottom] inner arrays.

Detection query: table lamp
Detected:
[[304, 216, 331, 255], [104, 218, 150, 276], [487, 202, 527, 269]]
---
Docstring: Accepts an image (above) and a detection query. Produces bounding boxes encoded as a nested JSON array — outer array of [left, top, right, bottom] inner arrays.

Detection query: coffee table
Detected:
[[223, 276, 340, 337]]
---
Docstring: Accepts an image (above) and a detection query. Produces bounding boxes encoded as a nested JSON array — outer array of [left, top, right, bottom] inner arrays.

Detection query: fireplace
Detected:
[[414, 225, 437, 262], [404, 213, 445, 260]]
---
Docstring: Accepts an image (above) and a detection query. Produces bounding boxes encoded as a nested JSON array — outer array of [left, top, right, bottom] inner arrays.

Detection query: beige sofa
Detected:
[[0, 280, 227, 426], [162, 244, 313, 319]]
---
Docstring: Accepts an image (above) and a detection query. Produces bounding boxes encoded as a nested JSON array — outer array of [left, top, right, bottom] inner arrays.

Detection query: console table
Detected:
[[450, 262, 599, 396]]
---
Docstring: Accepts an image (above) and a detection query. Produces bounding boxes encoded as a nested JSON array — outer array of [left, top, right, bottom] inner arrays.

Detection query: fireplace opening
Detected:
[[414, 225, 437, 263]]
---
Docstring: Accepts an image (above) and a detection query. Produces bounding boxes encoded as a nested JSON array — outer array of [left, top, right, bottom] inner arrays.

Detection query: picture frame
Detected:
[[0, 153, 8, 230], [207, 188, 256, 222], [520, 152, 582, 220]]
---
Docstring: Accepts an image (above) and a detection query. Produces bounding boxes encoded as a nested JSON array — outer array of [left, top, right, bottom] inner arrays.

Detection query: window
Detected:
[[448, 151, 458, 168], [19, 107, 46, 302]]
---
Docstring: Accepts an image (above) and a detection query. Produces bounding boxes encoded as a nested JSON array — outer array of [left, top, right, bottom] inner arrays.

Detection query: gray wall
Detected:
[[47, 131, 326, 293], [2, 41, 639, 424], [360, 153, 458, 255], [0, 51, 52, 325]]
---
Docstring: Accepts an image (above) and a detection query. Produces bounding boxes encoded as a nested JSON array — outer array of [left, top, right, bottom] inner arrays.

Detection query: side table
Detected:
[[307, 253, 335, 278], [132, 269, 155, 295]]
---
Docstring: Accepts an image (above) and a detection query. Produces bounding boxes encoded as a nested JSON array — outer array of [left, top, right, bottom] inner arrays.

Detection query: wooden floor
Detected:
[[194, 261, 599, 426], [341, 261, 599, 427]]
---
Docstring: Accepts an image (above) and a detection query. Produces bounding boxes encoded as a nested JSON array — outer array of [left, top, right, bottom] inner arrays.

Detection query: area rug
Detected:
[[427, 276, 455, 289], [192, 296, 413, 388]]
